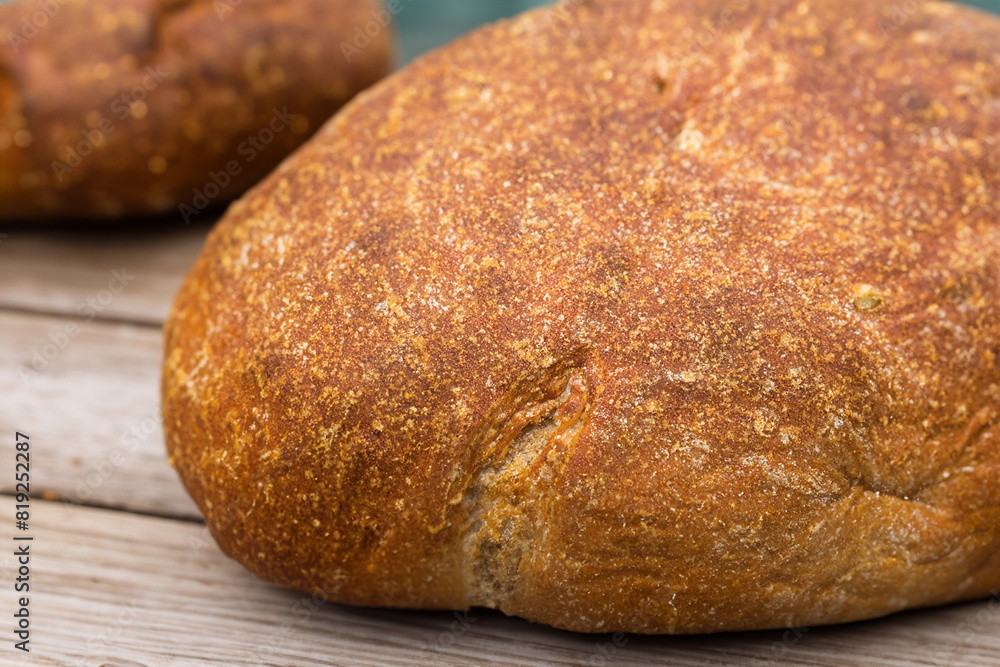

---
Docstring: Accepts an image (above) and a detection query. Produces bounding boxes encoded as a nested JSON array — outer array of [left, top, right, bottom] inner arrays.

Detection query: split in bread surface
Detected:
[[163, 0, 1000, 633]]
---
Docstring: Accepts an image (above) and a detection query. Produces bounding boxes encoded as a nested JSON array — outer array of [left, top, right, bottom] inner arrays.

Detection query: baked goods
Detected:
[[162, 0, 1000, 633], [0, 0, 392, 221]]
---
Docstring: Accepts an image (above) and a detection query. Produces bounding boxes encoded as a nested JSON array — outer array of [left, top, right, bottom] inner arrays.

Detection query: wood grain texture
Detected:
[[0, 221, 210, 325], [1, 499, 995, 667], [0, 310, 199, 518]]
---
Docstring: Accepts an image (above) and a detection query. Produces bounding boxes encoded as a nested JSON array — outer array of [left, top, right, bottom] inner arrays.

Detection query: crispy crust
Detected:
[[0, 0, 391, 220], [162, 0, 1000, 633]]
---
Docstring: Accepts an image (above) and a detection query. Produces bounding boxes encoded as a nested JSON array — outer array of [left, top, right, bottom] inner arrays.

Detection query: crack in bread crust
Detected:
[[161, 0, 1000, 633], [461, 366, 591, 610]]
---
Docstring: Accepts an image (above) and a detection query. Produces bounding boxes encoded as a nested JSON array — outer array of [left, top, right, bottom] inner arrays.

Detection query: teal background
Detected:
[[395, 0, 1000, 63]]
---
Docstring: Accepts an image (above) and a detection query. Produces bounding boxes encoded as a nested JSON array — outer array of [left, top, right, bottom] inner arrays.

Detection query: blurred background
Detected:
[[397, 0, 547, 62], [396, 0, 999, 64]]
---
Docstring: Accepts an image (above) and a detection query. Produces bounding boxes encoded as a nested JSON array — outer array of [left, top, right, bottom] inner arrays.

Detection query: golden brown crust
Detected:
[[162, 0, 1000, 633], [0, 0, 392, 221]]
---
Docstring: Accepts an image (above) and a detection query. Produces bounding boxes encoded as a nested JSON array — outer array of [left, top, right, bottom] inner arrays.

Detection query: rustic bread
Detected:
[[162, 0, 1000, 633], [0, 0, 392, 221]]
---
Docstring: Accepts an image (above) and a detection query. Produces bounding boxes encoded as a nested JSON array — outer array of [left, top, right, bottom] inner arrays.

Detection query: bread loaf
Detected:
[[162, 0, 1000, 633], [0, 0, 392, 221]]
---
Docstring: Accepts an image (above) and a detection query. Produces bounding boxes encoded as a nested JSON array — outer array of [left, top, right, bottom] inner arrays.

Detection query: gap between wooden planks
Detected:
[[0, 221, 214, 326], [0, 498, 995, 667], [0, 222, 208, 519], [0, 310, 199, 519]]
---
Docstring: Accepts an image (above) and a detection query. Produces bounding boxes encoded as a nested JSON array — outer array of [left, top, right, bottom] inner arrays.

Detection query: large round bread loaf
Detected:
[[0, 0, 391, 221], [163, 0, 1000, 633]]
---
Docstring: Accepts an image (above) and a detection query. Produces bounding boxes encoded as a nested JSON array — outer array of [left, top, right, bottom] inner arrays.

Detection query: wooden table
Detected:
[[0, 222, 997, 666]]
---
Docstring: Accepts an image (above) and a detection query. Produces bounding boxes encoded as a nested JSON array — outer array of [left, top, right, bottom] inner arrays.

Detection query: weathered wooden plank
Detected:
[[0, 220, 210, 325], [0, 310, 199, 519], [2, 499, 996, 667]]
